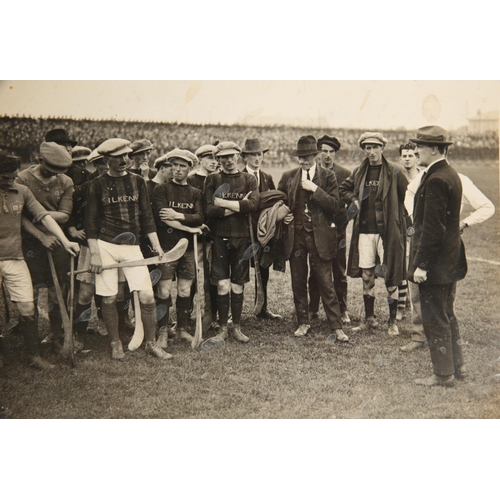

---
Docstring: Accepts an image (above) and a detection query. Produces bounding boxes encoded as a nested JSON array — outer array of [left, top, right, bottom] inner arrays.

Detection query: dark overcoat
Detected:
[[408, 159, 467, 284], [277, 165, 340, 261], [339, 156, 408, 287]]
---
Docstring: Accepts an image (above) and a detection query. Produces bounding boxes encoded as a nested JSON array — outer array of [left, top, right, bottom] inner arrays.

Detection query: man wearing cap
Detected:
[[128, 139, 157, 180], [339, 132, 408, 337], [309, 135, 351, 325], [241, 138, 281, 321], [188, 145, 218, 191], [148, 155, 174, 201], [204, 141, 259, 342], [408, 126, 467, 387], [85, 138, 170, 361], [68, 146, 93, 187], [153, 149, 204, 347], [16, 142, 76, 351], [0, 154, 79, 370], [45, 129, 78, 153], [277, 135, 348, 342]]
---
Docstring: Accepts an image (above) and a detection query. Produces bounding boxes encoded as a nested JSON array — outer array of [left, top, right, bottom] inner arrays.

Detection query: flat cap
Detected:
[[154, 154, 174, 169], [215, 141, 242, 157], [317, 135, 341, 152], [88, 148, 104, 163], [0, 154, 21, 173], [39, 142, 72, 172], [97, 139, 133, 157], [195, 144, 218, 159], [129, 139, 154, 155], [358, 132, 388, 148], [72, 146, 92, 161], [165, 149, 194, 167]]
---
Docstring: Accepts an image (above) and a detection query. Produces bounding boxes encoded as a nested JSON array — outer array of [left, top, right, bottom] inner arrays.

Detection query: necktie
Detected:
[[306, 169, 310, 181]]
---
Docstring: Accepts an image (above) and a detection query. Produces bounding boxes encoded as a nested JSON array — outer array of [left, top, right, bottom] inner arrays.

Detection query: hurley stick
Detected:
[[248, 214, 264, 315], [191, 233, 203, 349]]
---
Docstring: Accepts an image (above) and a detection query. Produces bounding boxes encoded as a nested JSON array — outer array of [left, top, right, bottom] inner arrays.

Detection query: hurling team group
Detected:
[[0, 124, 494, 386]]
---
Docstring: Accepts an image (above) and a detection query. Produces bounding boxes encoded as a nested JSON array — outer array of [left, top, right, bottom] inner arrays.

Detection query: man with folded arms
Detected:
[[85, 138, 171, 361]]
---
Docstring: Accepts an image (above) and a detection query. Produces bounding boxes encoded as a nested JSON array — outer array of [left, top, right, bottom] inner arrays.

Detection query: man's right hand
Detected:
[[89, 254, 103, 274], [283, 213, 294, 225], [39, 234, 61, 250]]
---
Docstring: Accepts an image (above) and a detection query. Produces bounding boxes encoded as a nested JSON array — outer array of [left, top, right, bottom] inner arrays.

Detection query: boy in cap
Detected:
[[277, 135, 348, 342], [152, 149, 204, 346], [128, 139, 157, 180], [68, 146, 92, 187], [16, 142, 76, 351], [241, 138, 281, 320], [339, 132, 408, 337], [309, 135, 351, 324], [204, 141, 259, 342], [407, 126, 467, 386], [85, 138, 170, 361], [0, 154, 79, 370]]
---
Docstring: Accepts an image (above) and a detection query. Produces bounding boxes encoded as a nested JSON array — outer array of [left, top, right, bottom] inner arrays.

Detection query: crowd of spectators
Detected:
[[1, 116, 498, 167]]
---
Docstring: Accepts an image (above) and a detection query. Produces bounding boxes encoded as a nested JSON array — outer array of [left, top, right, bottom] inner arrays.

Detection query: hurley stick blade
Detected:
[[248, 215, 264, 315], [128, 291, 144, 351]]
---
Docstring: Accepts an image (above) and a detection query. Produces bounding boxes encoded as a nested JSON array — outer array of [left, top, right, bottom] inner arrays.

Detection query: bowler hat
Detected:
[[0, 154, 21, 174], [410, 126, 454, 146], [215, 141, 242, 157], [45, 129, 78, 148], [129, 139, 154, 155], [292, 135, 319, 157], [358, 132, 388, 149], [39, 142, 72, 173], [242, 138, 269, 154], [165, 149, 194, 167], [317, 135, 341, 152], [72, 146, 91, 162], [97, 139, 133, 157]]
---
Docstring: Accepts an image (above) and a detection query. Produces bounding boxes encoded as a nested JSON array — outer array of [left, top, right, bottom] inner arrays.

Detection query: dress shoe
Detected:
[[176, 329, 194, 343], [232, 326, 249, 343], [294, 324, 311, 337], [257, 310, 282, 320], [387, 322, 399, 336], [454, 365, 467, 380], [341, 311, 351, 324], [414, 374, 455, 387], [334, 329, 349, 342], [400, 341, 425, 352]]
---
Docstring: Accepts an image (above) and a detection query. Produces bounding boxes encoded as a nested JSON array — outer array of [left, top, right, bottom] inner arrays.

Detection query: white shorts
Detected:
[[0, 260, 34, 303], [77, 245, 126, 284], [95, 240, 152, 297], [358, 233, 384, 269]]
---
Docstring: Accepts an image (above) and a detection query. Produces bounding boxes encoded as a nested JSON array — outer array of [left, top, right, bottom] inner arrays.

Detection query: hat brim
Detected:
[[292, 150, 320, 157], [131, 146, 154, 155], [73, 156, 89, 162], [107, 146, 134, 156], [360, 140, 385, 147], [44, 163, 69, 174], [168, 156, 193, 166], [242, 148, 269, 154], [410, 138, 454, 146], [216, 149, 241, 156]]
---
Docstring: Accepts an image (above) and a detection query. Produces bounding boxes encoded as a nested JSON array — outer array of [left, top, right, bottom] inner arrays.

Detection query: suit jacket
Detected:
[[408, 159, 467, 284], [277, 165, 340, 261], [242, 167, 275, 193], [329, 162, 351, 230]]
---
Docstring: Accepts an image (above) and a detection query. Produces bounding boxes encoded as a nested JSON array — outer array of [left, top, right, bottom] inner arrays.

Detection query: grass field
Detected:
[[1, 159, 499, 419]]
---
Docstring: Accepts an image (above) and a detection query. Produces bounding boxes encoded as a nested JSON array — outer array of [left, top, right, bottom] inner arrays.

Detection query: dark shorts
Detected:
[[159, 250, 195, 281], [211, 236, 251, 285]]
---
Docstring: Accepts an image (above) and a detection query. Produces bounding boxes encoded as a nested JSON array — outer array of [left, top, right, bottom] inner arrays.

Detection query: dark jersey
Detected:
[[152, 181, 203, 251], [187, 172, 207, 192], [359, 165, 382, 234]]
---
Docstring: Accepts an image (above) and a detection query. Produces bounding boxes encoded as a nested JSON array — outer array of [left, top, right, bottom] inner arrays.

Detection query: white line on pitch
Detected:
[[469, 257, 500, 266]]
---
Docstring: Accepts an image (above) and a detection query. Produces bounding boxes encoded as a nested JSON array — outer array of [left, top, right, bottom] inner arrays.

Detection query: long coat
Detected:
[[277, 165, 340, 261], [408, 159, 467, 284], [339, 156, 408, 287]]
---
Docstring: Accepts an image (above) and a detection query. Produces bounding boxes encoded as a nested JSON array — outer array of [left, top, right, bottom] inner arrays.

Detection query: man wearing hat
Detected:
[[68, 146, 93, 187], [16, 142, 76, 351], [45, 129, 78, 153], [309, 135, 351, 325], [339, 132, 408, 337], [204, 141, 259, 343], [0, 154, 79, 370], [241, 138, 281, 321], [277, 135, 348, 342], [148, 155, 174, 201], [153, 149, 204, 347], [128, 139, 157, 180], [188, 145, 219, 191], [408, 126, 467, 386], [85, 138, 170, 361]]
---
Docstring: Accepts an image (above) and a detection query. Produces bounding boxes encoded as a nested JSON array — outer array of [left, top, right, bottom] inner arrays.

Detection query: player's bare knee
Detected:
[[157, 280, 172, 300], [218, 280, 230, 295], [102, 295, 117, 305], [177, 279, 192, 298], [16, 301, 35, 317], [138, 289, 155, 304], [78, 282, 94, 305], [231, 282, 244, 294]]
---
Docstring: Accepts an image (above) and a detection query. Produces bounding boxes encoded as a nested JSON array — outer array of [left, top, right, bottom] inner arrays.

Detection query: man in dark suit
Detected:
[[309, 135, 351, 324], [242, 138, 281, 320], [277, 136, 348, 342], [409, 126, 467, 387]]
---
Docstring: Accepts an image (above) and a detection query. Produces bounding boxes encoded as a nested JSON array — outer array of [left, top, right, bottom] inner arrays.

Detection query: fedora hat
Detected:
[[292, 135, 319, 157], [45, 129, 78, 148], [410, 126, 454, 146], [317, 135, 341, 152], [242, 138, 269, 154]]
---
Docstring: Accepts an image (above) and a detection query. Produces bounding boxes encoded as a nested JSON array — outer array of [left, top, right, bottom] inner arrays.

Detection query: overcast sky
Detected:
[[1, 80, 498, 130]]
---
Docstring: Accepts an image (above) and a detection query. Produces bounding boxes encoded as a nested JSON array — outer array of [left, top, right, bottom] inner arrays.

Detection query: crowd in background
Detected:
[[1, 116, 498, 167]]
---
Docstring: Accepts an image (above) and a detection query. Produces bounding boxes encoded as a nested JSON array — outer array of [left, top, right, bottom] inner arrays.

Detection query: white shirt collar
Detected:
[[302, 163, 316, 181]]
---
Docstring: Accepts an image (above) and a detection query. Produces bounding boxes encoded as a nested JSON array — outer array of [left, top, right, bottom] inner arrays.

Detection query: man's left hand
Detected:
[[302, 179, 317, 192], [413, 267, 427, 284]]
